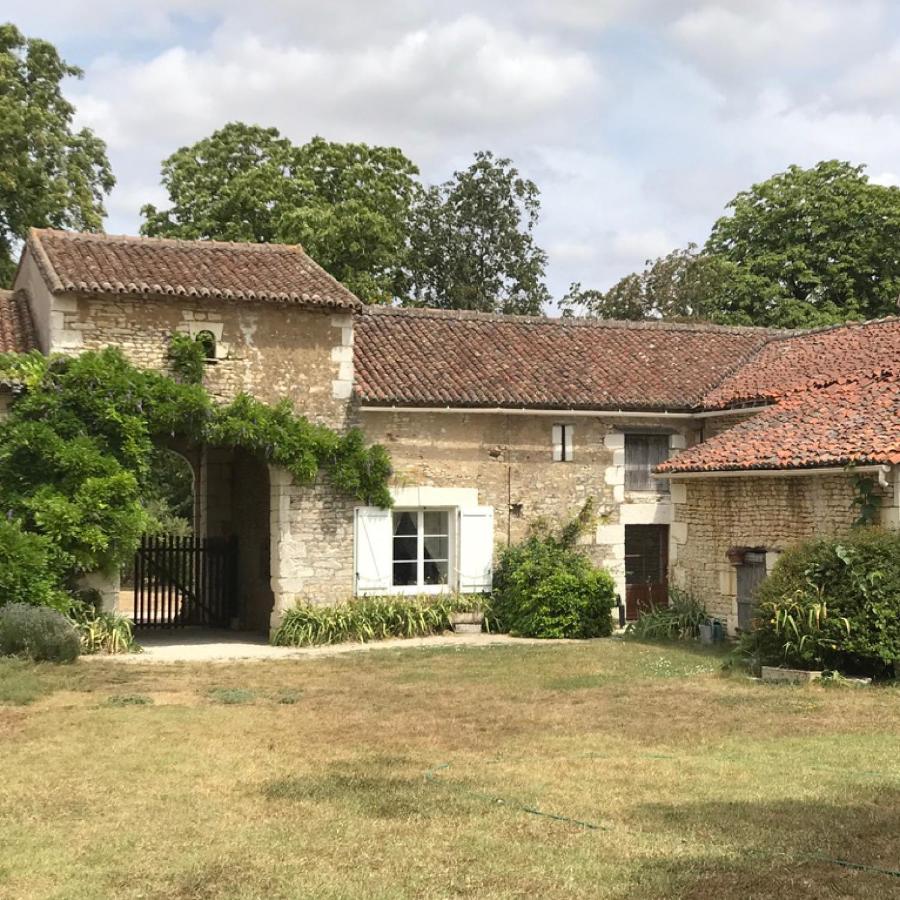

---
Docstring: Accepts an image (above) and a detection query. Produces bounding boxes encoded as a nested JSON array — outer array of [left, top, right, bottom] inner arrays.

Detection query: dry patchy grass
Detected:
[[1, 639, 898, 899]]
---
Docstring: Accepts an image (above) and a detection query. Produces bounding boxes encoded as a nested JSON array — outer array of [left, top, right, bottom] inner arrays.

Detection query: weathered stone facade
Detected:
[[669, 472, 897, 629], [361, 409, 694, 602], [30, 288, 353, 427]]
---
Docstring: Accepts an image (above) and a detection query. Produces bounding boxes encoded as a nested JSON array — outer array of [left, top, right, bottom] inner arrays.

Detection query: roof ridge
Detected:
[[29, 227, 308, 255], [362, 304, 783, 335]]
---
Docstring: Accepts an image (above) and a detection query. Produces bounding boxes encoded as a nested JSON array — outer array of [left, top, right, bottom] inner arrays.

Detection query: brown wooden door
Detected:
[[625, 525, 669, 620]]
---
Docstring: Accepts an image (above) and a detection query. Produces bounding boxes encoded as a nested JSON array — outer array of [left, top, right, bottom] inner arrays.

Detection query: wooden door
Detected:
[[736, 552, 767, 630], [625, 525, 669, 620]]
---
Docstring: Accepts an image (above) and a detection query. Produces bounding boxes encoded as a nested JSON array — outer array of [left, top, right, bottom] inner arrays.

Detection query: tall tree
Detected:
[[559, 245, 758, 322], [565, 161, 900, 328], [141, 124, 420, 303], [706, 160, 900, 327], [407, 151, 550, 315], [0, 23, 113, 285]]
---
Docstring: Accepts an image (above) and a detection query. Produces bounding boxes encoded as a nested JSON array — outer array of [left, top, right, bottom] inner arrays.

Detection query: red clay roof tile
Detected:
[[354, 306, 776, 411], [27, 228, 361, 310], [660, 372, 900, 473], [0, 289, 37, 354]]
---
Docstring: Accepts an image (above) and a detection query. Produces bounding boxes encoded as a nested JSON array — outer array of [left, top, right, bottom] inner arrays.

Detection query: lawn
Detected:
[[1, 639, 898, 899]]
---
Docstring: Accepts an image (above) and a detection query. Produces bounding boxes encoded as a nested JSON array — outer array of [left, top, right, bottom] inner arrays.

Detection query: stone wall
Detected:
[[40, 290, 354, 427], [670, 472, 897, 629], [269, 468, 356, 624], [361, 409, 693, 601]]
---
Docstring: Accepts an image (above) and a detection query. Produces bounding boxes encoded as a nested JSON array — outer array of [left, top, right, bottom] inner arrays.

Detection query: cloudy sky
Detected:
[[7, 0, 900, 300]]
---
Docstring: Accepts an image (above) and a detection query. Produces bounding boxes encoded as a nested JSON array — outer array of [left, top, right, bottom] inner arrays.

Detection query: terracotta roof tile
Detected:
[[27, 228, 361, 310], [703, 318, 900, 409], [660, 373, 900, 473], [354, 307, 776, 411], [0, 289, 37, 354]]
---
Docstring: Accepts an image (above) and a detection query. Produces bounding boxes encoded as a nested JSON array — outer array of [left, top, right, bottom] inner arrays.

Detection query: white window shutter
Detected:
[[458, 507, 494, 593], [354, 507, 392, 595], [564, 425, 574, 461], [552, 425, 563, 462]]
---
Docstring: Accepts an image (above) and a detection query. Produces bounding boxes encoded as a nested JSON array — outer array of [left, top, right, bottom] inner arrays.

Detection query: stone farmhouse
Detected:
[[2, 228, 899, 634]]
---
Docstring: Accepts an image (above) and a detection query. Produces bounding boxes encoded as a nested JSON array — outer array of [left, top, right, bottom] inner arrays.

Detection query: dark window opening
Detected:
[[195, 329, 217, 361]]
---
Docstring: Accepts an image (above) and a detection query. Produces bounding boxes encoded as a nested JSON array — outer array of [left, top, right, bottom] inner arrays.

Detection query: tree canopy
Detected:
[[406, 151, 550, 315], [141, 124, 420, 303], [0, 23, 114, 286], [564, 161, 900, 328]]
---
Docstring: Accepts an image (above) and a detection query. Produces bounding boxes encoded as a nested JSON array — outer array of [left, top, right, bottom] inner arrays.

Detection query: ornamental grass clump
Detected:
[[625, 589, 708, 642], [273, 595, 485, 647], [492, 500, 617, 639]]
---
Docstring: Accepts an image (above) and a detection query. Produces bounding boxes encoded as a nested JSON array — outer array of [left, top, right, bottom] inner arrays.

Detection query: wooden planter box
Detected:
[[450, 611, 484, 635], [761, 665, 823, 684]]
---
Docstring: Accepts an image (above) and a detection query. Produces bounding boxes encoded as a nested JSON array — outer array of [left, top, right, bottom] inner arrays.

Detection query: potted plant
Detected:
[[449, 597, 486, 634]]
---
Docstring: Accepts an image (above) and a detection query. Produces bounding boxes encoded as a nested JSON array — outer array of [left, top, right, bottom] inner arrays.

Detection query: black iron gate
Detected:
[[133, 535, 237, 628]]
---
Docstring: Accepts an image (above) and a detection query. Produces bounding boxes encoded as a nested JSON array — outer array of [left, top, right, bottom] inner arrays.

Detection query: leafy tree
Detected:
[[564, 161, 900, 328], [406, 151, 550, 314], [560, 245, 760, 322], [141, 123, 419, 303], [706, 160, 900, 327], [0, 23, 114, 285]]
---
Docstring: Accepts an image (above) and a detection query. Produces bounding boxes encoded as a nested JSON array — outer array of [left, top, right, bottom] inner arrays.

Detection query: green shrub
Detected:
[[492, 501, 616, 639], [742, 529, 900, 677], [0, 603, 81, 662], [626, 589, 708, 641], [273, 595, 485, 647], [0, 520, 70, 611]]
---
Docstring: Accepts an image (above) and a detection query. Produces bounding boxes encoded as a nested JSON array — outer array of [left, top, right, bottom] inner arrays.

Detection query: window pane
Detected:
[[423, 535, 448, 561], [423, 511, 448, 535], [393, 535, 417, 561], [393, 511, 417, 536], [423, 559, 449, 585], [393, 562, 417, 586]]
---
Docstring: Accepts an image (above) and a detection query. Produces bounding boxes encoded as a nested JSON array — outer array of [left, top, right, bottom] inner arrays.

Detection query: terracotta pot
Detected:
[[725, 547, 746, 566]]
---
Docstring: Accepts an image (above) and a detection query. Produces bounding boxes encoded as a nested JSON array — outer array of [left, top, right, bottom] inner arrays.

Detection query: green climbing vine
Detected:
[[848, 469, 882, 527], [0, 346, 392, 604], [167, 332, 207, 384]]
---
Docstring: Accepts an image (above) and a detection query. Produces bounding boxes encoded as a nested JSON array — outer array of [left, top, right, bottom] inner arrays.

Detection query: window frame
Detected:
[[390, 508, 454, 595], [624, 432, 671, 493], [552, 423, 574, 462]]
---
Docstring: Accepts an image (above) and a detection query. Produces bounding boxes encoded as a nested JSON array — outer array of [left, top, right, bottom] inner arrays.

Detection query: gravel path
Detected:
[[88, 630, 562, 663]]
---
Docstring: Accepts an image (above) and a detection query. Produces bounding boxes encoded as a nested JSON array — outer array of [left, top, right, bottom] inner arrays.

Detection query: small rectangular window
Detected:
[[552, 424, 574, 462], [391, 510, 450, 590], [624, 433, 670, 492]]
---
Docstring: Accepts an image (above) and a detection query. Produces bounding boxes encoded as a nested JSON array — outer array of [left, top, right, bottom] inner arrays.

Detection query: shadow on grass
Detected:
[[262, 756, 488, 821], [633, 787, 900, 899]]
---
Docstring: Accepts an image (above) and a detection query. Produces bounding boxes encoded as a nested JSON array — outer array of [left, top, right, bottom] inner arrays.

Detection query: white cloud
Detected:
[[12, 0, 900, 306]]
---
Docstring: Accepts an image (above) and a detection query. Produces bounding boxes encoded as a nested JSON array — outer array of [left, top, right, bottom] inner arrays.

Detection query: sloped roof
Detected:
[[703, 318, 900, 409], [0, 289, 37, 354], [354, 306, 776, 411], [659, 373, 900, 473], [26, 228, 361, 310]]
